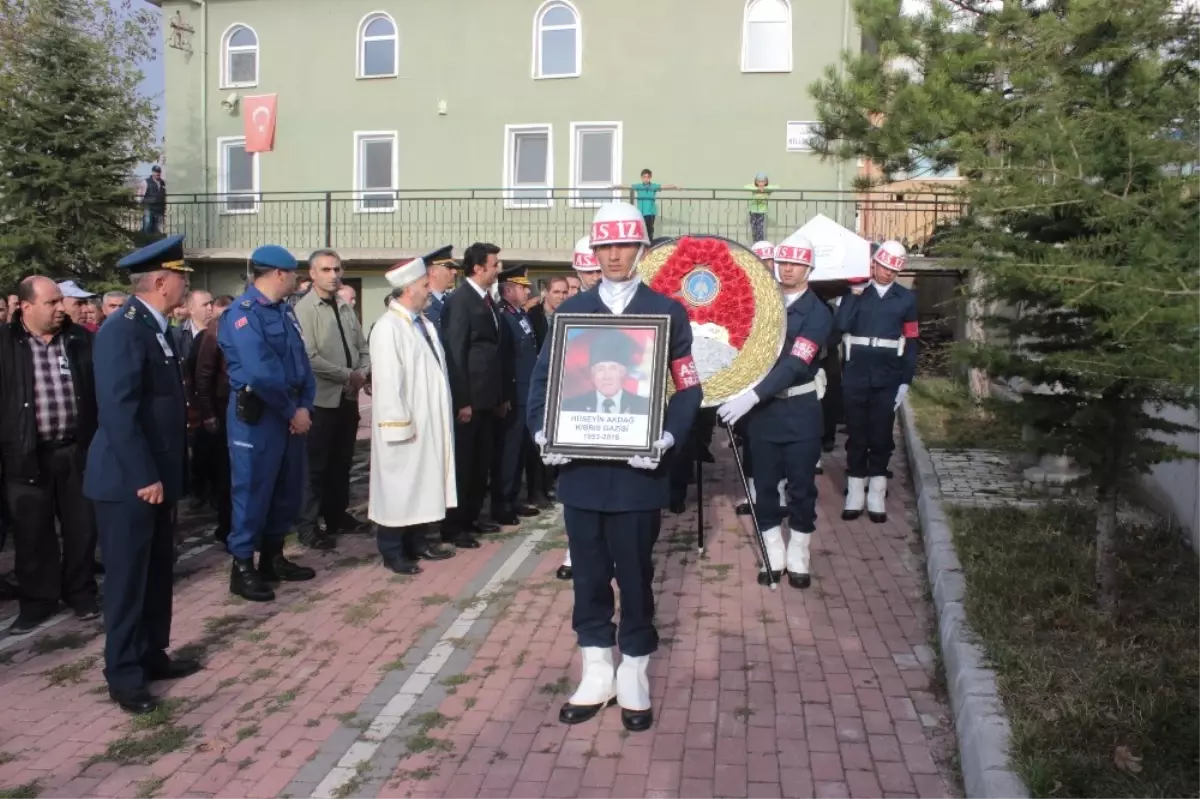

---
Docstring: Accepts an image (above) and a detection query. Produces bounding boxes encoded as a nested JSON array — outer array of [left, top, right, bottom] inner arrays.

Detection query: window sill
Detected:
[[219, 81, 259, 90], [533, 72, 581, 81], [356, 73, 398, 81], [739, 67, 793, 74]]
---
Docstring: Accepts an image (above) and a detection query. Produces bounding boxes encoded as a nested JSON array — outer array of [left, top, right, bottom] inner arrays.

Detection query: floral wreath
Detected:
[[648, 236, 754, 348]]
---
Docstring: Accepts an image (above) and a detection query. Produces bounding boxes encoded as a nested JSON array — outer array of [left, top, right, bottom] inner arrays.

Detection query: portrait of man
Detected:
[[561, 331, 651, 415]]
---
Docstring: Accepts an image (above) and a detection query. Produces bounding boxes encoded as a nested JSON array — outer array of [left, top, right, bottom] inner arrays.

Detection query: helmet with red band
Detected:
[[589, 202, 651, 247], [872, 239, 907, 272], [751, 241, 775, 261], [572, 236, 600, 271], [773, 232, 815, 267]]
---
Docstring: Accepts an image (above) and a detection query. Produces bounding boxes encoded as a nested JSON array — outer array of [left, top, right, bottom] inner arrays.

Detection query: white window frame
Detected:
[[216, 136, 260, 215], [357, 11, 399, 79], [220, 23, 259, 89], [740, 0, 793, 74], [568, 122, 623, 209], [503, 124, 554, 209], [531, 0, 581, 80], [353, 131, 400, 213]]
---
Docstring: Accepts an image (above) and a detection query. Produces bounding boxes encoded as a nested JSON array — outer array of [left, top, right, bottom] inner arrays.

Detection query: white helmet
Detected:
[[751, 241, 775, 260], [773, 232, 815, 267], [572, 236, 600, 271], [873, 239, 907, 271], [589, 202, 651, 247]]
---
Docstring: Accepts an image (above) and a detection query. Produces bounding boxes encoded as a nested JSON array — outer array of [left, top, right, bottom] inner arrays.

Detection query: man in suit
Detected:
[[85, 235, 201, 714], [491, 266, 542, 526], [527, 275, 568, 352], [423, 245, 460, 331], [440, 242, 509, 546], [561, 332, 652, 415], [170, 290, 214, 509]]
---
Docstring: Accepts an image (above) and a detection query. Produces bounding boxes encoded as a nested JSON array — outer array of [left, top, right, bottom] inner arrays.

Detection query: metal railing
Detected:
[[129, 188, 965, 257]]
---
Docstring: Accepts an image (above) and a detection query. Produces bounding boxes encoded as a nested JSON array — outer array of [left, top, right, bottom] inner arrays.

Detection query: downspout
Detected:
[[836, 0, 851, 195]]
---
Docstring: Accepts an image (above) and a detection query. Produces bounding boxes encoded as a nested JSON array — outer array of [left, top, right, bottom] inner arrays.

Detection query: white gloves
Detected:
[[894, 384, 909, 410], [534, 431, 572, 466], [716, 390, 760, 426], [815, 369, 827, 400], [628, 432, 675, 470]]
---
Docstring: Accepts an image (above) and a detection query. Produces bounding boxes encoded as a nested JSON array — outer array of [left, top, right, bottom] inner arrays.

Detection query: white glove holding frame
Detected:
[[534, 431, 571, 466], [628, 432, 675, 470]]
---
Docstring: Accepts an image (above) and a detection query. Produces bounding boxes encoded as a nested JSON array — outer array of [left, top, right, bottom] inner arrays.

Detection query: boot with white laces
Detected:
[[867, 476, 888, 523], [756, 525, 785, 586], [558, 647, 616, 725], [616, 653, 652, 732], [842, 477, 866, 520], [786, 531, 812, 589]]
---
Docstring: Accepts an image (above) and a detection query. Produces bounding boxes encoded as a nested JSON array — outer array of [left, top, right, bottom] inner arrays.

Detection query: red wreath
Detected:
[[649, 236, 754, 348]]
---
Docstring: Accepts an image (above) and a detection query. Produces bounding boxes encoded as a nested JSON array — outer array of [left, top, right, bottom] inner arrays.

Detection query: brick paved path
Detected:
[[0, 418, 958, 799]]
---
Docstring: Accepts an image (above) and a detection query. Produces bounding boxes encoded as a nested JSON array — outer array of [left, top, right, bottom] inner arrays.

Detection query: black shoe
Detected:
[[815, 464, 824, 475], [213, 527, 230, 547], [545, 490, 557, 502], [787, 571, 812, 589], [73, 600, 101, 621], [868, 511, 888, 524], [735, 502, 751, 516], [472, 521, 502, 534], [259, 552, 316, 583], [699, 448, 716, 464], [821, 439, 836, 453], [444, 534, 480, 549], [92, 561, 106, 576], [329, 512, 370, 535], [145, 657, 203, 681], [6, 610, 56, 636], [230, 557, 275, 602], [559, 696, 616, 725], [109, 686, 157, 715], [491, 513, 520, 526], [756, 569, 783, 586], [299, 527, 337, 551], [841, 508, 863, 521], [621, 707, 654, 732], [383, 556, 421, 575], [0, 572, 18, 601], [669, 502, 686, 515], [533, 496, 555, 510], [514, 505, 540, 518], [556, 566, 573, 581], [413, 544, 455, 561]]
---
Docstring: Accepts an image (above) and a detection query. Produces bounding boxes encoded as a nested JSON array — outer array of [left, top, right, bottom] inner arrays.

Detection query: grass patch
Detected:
[[948, 503, 1199, 798], [381, 657, 407, 672], [420, 593, 452, 607], [41, 654, 98, 687], [132, 699, 186, 732], [404, 732, 453, 755], [440, 673, 471, 688], [907, 377, 1022, 450], [539, 677, 571, 696], [241, 630, 269, 643], [31, 631, 92, 655], [0, 782, 40, 799], [464, 697, 477, 710], [235, 724, 260, 741], [133, 777, 164, 799], [246, 668, 274, 683], [89, 724, 194, 766], [341, 591, 389, 626], [0, 753, 14, 766]]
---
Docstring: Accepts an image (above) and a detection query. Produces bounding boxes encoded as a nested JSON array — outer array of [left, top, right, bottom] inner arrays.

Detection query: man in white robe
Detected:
[[368, 258, 458, 574]]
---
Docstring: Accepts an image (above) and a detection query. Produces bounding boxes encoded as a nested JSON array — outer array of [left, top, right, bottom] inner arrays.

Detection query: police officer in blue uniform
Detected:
[[86, 235, 201, 714], [718, 233, 832, 589], [836, 240, 919, 523], [218, 245, 318, 602], [529, 202, 702, 732], [422, 245, 459, 331], [491, 265, 542, 525]]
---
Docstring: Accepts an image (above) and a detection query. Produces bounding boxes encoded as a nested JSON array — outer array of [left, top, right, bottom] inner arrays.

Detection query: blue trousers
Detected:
[[843, 385, 897, 478], [565, 506, 660, 656], [751, 436, 822, 533], [227, 412, 307, 559]]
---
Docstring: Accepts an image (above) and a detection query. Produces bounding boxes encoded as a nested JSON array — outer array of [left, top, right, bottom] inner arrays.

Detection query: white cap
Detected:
[[572, 236, 600, 271], [57, 280, 96, 299], [589, 202, 650, 247], [773, 232, 815, 266], [873, 240, 907, 271], [751, 241, 775, 260], [385, 257, 426, 290]]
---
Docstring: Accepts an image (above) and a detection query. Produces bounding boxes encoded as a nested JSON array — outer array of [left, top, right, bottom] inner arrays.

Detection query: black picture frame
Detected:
[[541, 313, 671, 462]]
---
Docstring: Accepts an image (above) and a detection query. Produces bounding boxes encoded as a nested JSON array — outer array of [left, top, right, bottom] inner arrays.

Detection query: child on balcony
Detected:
[[743, 172, 778, 243]]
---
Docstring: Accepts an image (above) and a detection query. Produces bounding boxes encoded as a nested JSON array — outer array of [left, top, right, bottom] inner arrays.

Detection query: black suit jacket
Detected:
[[441, 283, 508, 410], [561, 391, 651, 414], [527, 302, 549, 352]]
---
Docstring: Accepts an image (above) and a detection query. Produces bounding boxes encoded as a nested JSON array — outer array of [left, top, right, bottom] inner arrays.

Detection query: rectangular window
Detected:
[[217, 136, 259, 214], [354, 131, 398, 212], [569, 122, 621, 208], [504, 124, 553, 208]]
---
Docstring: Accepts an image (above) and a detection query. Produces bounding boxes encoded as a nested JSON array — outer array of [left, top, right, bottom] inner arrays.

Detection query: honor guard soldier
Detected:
[[572, 236, 602, 291], [86, 235, 201, 714], [422, 245, 460, 330], [218, 245, 319, 602], [836, 240, 918, 523], [491, 265, 541, 525], [529, 202, 702, 731], [717, 233, 832, 589], [751, 241, 776, 277]]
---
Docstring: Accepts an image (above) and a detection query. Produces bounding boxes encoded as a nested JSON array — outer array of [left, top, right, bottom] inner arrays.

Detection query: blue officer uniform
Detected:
[[85, 234, 200, 710], [218, 245, 317, 601], [422, 245, 459, 331], [527, 283, 701, 660], [491, 266, 540, 522]]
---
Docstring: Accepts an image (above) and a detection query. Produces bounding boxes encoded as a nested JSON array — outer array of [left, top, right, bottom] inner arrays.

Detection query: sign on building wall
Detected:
[[786, 121, 817, 153]]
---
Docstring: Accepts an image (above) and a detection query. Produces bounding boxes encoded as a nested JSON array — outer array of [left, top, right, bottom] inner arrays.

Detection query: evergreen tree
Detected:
[[0, 0, 158, 288], [809, 0, 1200, 612]]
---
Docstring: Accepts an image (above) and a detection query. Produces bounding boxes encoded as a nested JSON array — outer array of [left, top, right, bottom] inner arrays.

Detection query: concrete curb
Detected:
[[899, 400, 1030, 799]]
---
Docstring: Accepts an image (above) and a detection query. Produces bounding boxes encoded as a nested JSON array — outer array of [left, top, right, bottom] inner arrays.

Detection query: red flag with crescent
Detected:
[[243, 94, 277, 153]]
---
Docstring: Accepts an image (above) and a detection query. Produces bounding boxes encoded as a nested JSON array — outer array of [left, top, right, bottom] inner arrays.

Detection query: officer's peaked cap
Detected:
[[498, 264, 531, 286], [250, 244, 298, 271], [117, 234, 192, 274], [423, 245, 460, 269]]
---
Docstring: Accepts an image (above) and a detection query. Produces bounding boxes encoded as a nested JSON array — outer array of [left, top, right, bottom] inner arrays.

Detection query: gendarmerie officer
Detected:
[[491, 265, 541, 525], [528, 202, 702, 732], [85, 235, 201, 714], [836, 240, 918, 522], [718, 232, 832, 589], [422, 245, 459, 331], [218, 245, 318, 601]]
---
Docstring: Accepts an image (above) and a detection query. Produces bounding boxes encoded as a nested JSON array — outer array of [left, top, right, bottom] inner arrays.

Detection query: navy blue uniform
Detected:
[[835, 283, 919, 477], [85, 298, 188, 691], [425, 292, 447, 330], [527, 283, 702, 656], [492, 300, 539, 516], [744, 290, 833, 533], [218, 286, 316, 558]]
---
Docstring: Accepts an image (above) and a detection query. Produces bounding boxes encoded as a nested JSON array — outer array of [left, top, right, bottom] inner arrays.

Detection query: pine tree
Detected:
[[0, 0, 158, 288], [809, 0, 1200, 612]]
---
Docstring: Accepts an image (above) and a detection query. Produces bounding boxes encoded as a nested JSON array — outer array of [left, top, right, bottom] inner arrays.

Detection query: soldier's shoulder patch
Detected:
[[240, 300, 253, 309], [235, 316, 249, 330], [123, 306, 137, 320]]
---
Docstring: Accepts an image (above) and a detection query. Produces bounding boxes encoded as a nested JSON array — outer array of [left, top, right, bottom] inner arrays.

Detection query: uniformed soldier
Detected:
[[85, 235, 201, 714], [718, 232, 832, 589], [751, 241, 775, 277], [491, 265, 542, 525], [529, 202, 702, 731], [572, 236, 602, 291], [836, 240, 918, 523], [218, 245, 319, 602], [422, 245, 460, 330]]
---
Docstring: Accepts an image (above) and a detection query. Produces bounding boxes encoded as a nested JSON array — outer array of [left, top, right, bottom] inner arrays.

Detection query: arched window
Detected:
[[358, 12, 398, 78], [741, 0, 792, 73], [221, 24, 259, 88], [533, 0, 581, 79]]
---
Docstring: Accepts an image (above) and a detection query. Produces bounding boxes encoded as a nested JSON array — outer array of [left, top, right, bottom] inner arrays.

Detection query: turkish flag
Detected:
[[243, 94, 277, 153]]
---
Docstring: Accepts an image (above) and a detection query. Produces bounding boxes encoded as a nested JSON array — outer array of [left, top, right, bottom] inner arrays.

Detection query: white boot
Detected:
[[777, 479, 788, 509], [842, 477, 866, 520], [560, 647, 615, 724], [786, 531, 812, 589], [867, 476, 888, 523], [557, 549, 573, 580], [757, 525, 785, 585], [815, 456, 824, 475], [616, 653, 653, 731], [748, 480, 758, 504]]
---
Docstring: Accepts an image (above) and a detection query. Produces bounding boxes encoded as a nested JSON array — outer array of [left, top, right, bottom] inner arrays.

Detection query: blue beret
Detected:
[[117, 234, 191, 274], [250, 245, 298, 271], [422, 245, 460, 269]]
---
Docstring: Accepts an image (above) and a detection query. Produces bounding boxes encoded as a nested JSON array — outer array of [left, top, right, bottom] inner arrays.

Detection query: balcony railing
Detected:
[[130, 188, 964, 257]]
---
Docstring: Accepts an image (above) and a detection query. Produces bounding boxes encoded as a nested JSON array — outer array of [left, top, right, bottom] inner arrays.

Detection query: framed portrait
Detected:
[[541, 313, 671, 462]]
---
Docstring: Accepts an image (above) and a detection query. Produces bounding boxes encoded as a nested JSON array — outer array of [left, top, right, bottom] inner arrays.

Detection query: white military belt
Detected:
[[844, 334, 905, 358], [775, 382, 818, 400]]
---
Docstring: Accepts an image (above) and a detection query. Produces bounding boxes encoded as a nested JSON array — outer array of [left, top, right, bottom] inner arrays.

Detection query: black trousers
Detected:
[[3, 441, 98, 618], [210, 421, 232, 536], [843, 385, 898, 478], [821, 351, 844, 444], [300, 398, 359, 533], [491, 404, 530, 514], [190, 427, 217, 500], [643, 214, 657, 241], [95, 499, 175, 691], [447, 410, 494, 531], [565, 506, 660, 656], [752, 436, 822, 533]]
